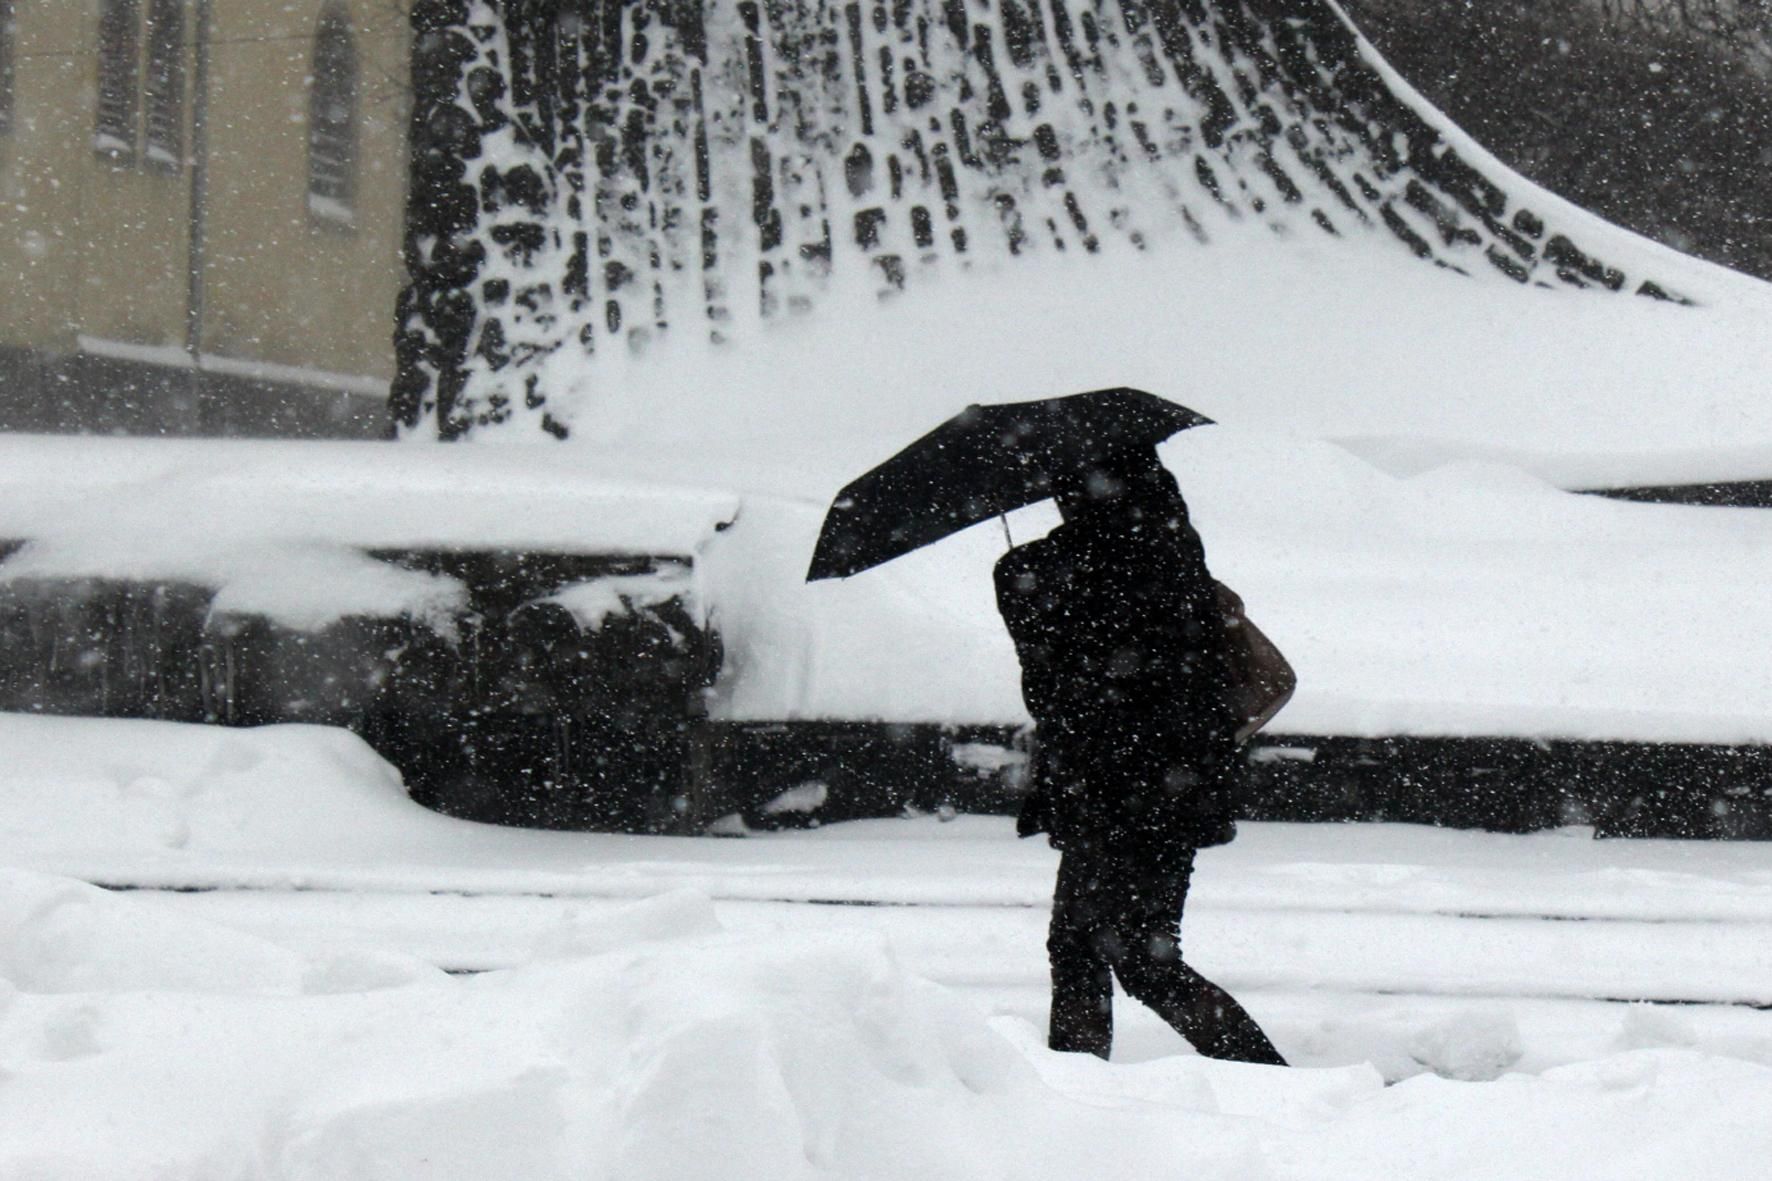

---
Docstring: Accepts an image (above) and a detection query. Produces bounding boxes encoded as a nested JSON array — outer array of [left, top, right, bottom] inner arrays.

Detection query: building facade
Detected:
[[0, 0, 408, 436]]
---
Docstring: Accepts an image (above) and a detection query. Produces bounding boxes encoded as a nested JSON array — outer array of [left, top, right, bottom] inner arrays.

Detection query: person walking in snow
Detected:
[[994, 449, 1287, 1064]]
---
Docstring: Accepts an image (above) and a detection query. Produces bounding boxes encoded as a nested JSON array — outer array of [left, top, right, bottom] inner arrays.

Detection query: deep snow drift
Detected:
[[7, 865, 1772, 1181], [4, 716, 1772, 1180]]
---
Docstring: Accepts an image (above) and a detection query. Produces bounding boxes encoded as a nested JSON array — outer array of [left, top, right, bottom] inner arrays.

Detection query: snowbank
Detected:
[[2, 711, 1770, 1177], [1165, 427, 1772, 743], [0, 437, 738, 632], [0, 436, 739, 559], [693, 424, 1772, 742], [0, 715, 444, 863], [10, 712, 1772, 925], [11, 424, 1772, 741], [6, 234, 1772, 738], [3, 866, 1770, 1181]]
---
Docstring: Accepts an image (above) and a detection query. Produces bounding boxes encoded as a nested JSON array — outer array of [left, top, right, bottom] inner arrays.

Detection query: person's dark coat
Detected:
[[994, 479, 1238, 862]]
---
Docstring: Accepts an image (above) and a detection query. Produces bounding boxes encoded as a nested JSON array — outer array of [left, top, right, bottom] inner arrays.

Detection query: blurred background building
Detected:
[[0, 0, 408, 436]]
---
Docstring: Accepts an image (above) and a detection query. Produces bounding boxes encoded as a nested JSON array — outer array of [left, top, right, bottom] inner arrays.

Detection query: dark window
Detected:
[[95, 0, 140, 161], [307, 3, 358, 223], [0, 0, 15, 137], [143, 0, 184, 170]]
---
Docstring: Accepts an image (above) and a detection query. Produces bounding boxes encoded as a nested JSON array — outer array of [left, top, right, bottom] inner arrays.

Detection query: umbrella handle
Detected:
[[1000, 512, 1014, 548]]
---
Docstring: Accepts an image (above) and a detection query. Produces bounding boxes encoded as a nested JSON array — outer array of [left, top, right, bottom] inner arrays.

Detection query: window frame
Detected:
[[0, 0, 15, 138], [94, 0, 142, 163], [306, 2, 359, 228], [142, 0, 185, 173]]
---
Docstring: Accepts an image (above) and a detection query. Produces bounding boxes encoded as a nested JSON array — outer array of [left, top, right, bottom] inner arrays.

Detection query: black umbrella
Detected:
[[806, 387, 1212, 581]]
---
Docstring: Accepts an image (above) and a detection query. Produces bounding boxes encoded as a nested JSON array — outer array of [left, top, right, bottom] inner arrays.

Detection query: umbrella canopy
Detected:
[[806, 387, 1212, 581]]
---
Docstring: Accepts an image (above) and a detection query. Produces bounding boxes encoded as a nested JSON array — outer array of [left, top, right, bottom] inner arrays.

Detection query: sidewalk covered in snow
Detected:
[[3, 716, 1771, 1178]]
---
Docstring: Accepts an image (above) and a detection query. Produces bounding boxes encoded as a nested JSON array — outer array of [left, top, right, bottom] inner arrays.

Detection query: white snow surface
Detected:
[[685, 423, 1772, 741], [597, 237, 1772, 737], [0, 436, 737, 621], [8, 229, 1772, 736], [545, 566, 697, 632], [573, 226, 1772, 735], [4, 714, 1772, 1179], [0, 436, 739, 557], [11, 35, 1772, 1173]]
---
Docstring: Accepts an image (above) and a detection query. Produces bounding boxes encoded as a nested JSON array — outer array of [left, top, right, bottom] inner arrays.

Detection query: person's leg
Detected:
[[1046, 849, 1115, 1058], [1126, 958, 1289, 1065], [1106, 854, 1289, 1066]]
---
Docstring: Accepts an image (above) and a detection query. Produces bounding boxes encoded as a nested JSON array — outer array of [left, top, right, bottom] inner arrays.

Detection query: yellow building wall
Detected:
[[200, 0, 409, 384], [0, 3, 162, 353], [68, 1, 197, 354], [0, 0, 408, 388]]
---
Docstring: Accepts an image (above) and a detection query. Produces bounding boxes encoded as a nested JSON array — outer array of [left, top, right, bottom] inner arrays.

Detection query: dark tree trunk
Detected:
[[396, 0, 1683, 439]]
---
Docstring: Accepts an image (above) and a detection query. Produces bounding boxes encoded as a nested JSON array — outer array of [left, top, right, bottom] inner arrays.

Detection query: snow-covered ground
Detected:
[[6, 54, 1772, 1175], [4, 716, 1772, 1178]]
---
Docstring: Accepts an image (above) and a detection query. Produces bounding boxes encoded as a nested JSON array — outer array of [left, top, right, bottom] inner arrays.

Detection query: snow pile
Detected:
[[0, 870, 438, 996], [1168, 427, 1772, 742], [1402, 1008, 1525, 1082], [7, 233, 1772, 734], [3, 869, 1771, 1180], [587, 227, 1772, 475], [12, 423, 1772, 741], [0, 437, 740, 559], [0, 715, 434, 863], [545, 566, 697, 632], [3, 712, 1771, 1175], [0, 437, 738, 633], [697, 494, 1029, 723], [694, 423, 1772, 741]]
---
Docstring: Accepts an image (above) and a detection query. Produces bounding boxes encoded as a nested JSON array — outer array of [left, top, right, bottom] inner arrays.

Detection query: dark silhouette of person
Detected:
[[994, 449, 1287, 1064]]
